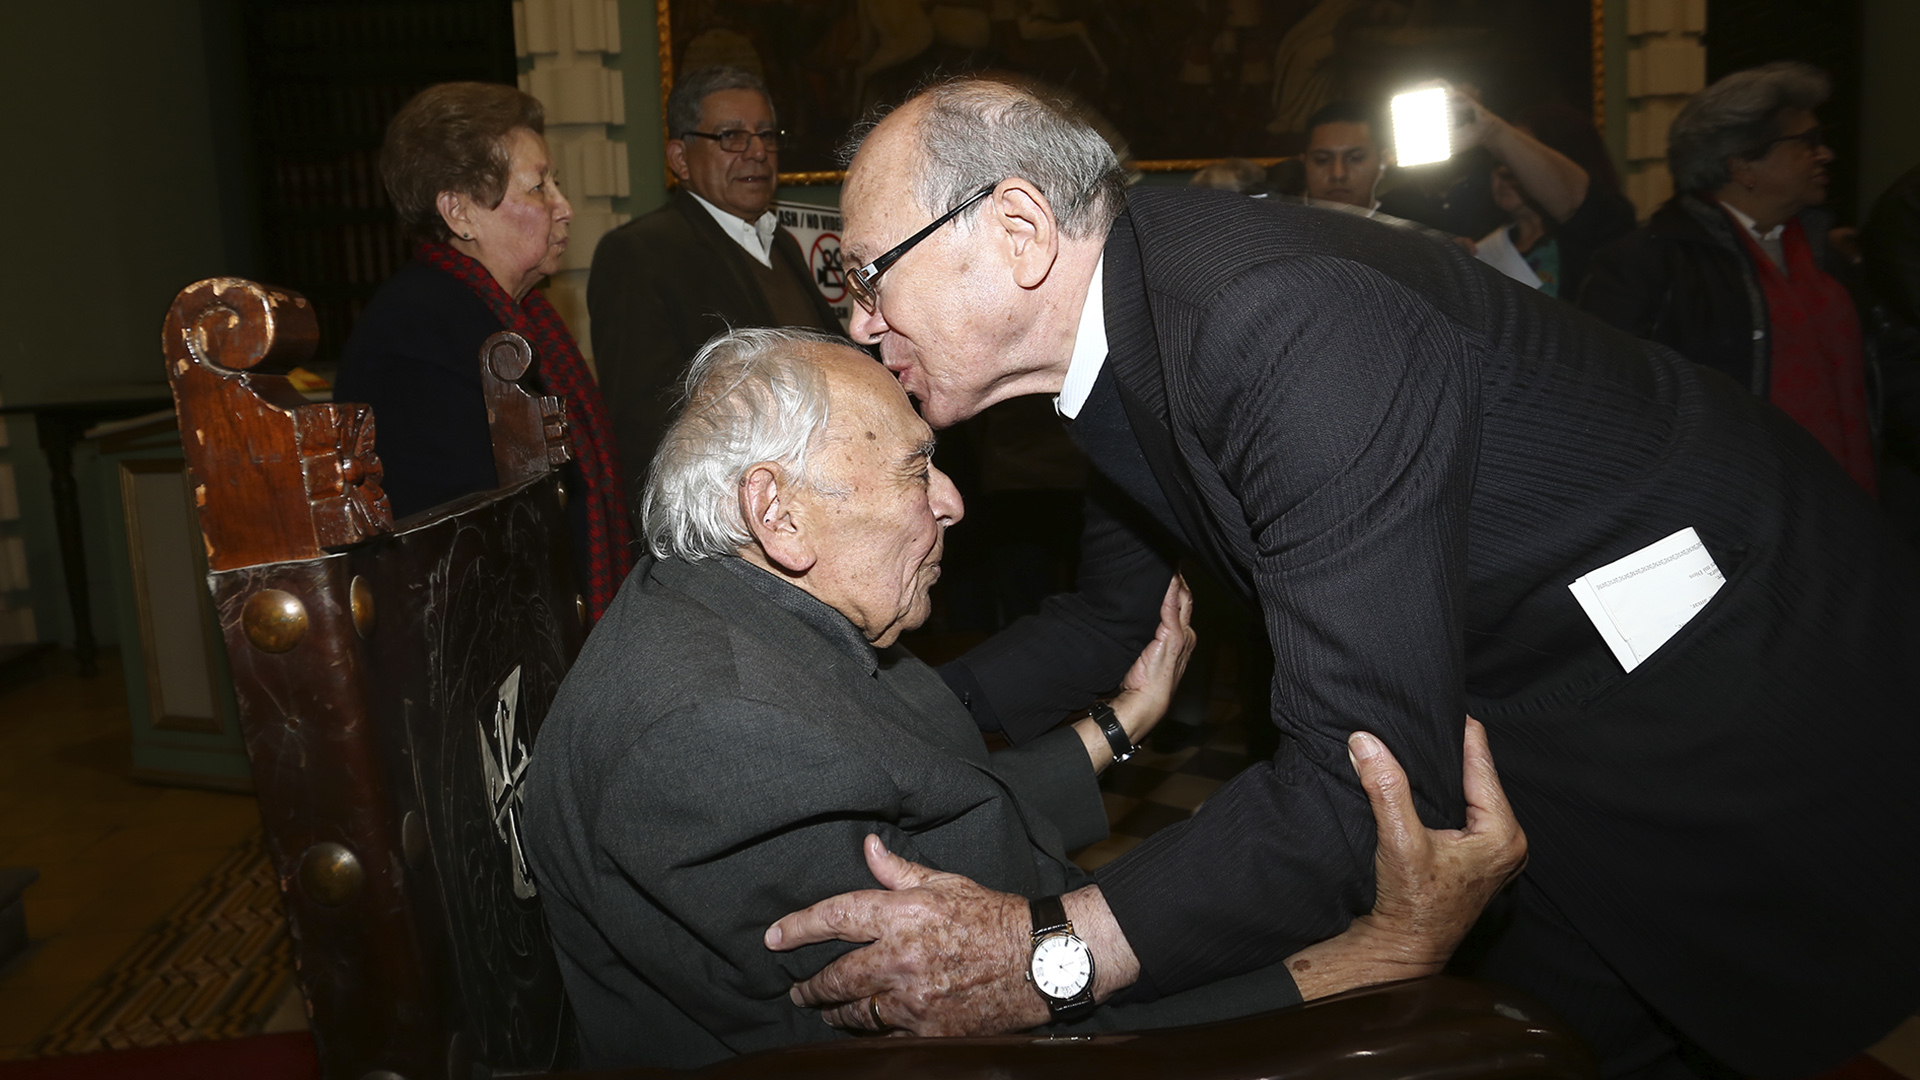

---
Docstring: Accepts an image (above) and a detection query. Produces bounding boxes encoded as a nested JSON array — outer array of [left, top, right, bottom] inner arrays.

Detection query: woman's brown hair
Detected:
[[381, 82, 545, 243]]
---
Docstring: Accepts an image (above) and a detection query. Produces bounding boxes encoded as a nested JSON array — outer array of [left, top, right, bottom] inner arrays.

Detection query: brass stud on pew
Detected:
[[575, 595, 586, 625], [555, 481, 567, 509], [243, 589, 308, 653], [299, 841, 366, 907], [349, 575, 375, 638]]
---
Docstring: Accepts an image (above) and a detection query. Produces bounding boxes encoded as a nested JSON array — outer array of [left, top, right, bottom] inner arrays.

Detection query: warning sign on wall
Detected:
[[774, 200, 850, 333]]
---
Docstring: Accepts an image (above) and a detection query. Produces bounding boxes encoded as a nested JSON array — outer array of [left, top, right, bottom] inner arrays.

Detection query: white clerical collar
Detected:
[[690, 192, 778, 267], [1718, 200, 1786, 243], [1054, 255, 1107, 419]]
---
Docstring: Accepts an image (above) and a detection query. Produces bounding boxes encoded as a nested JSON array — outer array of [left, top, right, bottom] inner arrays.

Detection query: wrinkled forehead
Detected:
[[697, 88, 774, 128], [506, 127, 551, 172], [820, 348, 931, 447], [840, 115, 930, 264]]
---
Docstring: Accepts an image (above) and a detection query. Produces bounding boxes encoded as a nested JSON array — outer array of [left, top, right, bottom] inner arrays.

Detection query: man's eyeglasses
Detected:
[[1752, 125, 1824, 156], [846, 182, 998, 315], [684, 128, 783, 153]]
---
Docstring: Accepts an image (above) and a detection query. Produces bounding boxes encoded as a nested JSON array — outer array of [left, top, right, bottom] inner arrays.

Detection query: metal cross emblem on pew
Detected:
[[482, 665, 537, 900]]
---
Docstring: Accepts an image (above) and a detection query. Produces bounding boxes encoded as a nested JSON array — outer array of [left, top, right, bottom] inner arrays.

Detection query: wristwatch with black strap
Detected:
[[1086, 701, 1139, 765], [1027, 894, 1096, 1020]]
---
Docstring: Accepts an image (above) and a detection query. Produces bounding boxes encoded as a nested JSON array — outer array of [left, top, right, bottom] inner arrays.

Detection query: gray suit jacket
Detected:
[[524, 555, 1308, 1068], [524, 555, 1104, 1068], [587, 192, 845, 508]]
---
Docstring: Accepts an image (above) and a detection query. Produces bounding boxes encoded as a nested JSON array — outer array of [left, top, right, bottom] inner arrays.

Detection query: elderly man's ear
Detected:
[[988, 181, 1059, 290], [741, 464, 817, 574], [664, 139, 692, 184]]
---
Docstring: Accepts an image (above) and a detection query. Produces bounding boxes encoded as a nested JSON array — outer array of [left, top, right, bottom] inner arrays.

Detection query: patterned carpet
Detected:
[[25, 833, 294, 1056]]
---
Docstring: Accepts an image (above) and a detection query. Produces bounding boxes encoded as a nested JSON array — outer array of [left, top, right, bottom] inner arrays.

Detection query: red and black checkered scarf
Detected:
[[1728, 217, 1876, 495], [416, 241, 634, 622]]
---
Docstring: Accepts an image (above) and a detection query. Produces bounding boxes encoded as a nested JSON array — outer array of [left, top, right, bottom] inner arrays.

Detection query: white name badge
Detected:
[[1567, 527, 1725, 672]]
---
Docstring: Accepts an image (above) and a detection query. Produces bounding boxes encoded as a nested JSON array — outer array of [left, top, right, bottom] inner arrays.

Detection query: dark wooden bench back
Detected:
[[167, 278, 578, 1080]]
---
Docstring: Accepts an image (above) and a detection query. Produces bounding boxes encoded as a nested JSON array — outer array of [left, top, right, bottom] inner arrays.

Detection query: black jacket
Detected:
[[333, 260, 591, 573], [587, 191, 844, 505], [335, 260, 503, 518], [1579, 193, 1839, 399], [951, 187, 1920, 1076]]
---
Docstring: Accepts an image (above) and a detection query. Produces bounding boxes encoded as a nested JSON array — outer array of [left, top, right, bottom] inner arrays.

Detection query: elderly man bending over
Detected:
[[521, 328, 1525, 1070]]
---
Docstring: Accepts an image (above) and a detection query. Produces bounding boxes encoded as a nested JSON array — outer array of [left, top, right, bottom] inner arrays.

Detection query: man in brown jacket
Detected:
[[588, 65, 844, 507]]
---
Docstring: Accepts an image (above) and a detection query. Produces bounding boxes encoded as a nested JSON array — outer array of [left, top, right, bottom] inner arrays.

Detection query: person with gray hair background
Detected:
[[588, 66, 846, 513], [1582, 62, 1876, 492]]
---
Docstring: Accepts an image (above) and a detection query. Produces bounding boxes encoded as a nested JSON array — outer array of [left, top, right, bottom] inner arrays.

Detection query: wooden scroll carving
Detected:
[[164, 278, 391, 571], [480, 331, 574, 488]]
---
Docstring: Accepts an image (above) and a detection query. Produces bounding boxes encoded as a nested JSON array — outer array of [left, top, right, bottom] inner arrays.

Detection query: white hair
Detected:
[[640, 327, 849, 560], [840, 77, 1129, 240]]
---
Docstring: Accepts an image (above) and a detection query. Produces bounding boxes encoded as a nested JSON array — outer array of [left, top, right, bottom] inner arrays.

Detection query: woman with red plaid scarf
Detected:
[[336, 83, 634, 621]]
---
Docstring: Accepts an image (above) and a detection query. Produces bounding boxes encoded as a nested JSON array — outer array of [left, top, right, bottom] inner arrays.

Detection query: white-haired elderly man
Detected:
[[520, 327, 1526, 1070], [758, 78, 1920, 1078]]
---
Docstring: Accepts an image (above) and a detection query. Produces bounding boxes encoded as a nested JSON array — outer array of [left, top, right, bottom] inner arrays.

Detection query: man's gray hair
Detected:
[[1668, 62, 1829, 194], [665, 66, 772, 140], [841, 78, 1128, 240], [641, 327, 848, 561]]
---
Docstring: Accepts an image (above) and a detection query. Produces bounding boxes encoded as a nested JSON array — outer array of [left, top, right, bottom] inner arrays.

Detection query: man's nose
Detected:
[[554, 184, 574, 222], [1329, 157, 1349, 181], [930, 466, 964, 527], [743, 134, 770, 162], [849, 303, 887, 345]]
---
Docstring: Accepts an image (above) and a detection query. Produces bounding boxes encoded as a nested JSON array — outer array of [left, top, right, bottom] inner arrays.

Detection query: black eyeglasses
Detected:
[[846, 182, 999, 314], [1752, 125, 1824, 156], [684, 128, 783, 153]]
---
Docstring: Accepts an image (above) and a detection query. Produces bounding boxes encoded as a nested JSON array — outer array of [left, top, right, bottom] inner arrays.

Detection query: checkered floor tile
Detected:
[[1073, 719, 1255, 872]]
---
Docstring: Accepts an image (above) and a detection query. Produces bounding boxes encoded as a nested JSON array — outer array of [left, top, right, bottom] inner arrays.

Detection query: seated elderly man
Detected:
[[521, 327, 1525, 1070]]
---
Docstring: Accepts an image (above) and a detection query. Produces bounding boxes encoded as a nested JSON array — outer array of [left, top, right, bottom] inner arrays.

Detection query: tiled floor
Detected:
[[0, 652, 266, 1058]]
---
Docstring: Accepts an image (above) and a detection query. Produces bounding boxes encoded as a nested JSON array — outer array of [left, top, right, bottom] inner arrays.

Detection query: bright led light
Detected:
[[1392, 87, 1452, 167]]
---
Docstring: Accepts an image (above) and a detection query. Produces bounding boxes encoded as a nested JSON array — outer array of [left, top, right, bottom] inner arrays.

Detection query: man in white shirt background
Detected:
[[589, 66, 846, 508]]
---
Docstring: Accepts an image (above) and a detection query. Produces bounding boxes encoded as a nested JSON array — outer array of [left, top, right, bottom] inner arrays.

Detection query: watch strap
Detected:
[[1030, 894, 1071, 939], [1088, 701, 1137, 764]]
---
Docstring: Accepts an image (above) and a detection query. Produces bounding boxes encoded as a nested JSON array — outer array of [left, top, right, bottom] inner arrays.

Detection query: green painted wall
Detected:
[[0, 0, 249, 650]]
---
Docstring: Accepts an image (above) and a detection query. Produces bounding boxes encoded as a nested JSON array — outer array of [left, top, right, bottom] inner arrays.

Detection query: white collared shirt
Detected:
[[1719, 200, 1788, 270], [1054, 255, 1107, 419], [690, 192, 779, 268]]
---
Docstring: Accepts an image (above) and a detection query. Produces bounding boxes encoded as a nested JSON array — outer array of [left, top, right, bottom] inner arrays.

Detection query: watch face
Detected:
[[1030, 933, 1093, 999]]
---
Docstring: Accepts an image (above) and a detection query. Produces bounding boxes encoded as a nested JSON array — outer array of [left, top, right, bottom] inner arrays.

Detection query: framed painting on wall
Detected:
[[656, 0, 1606, 182]]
